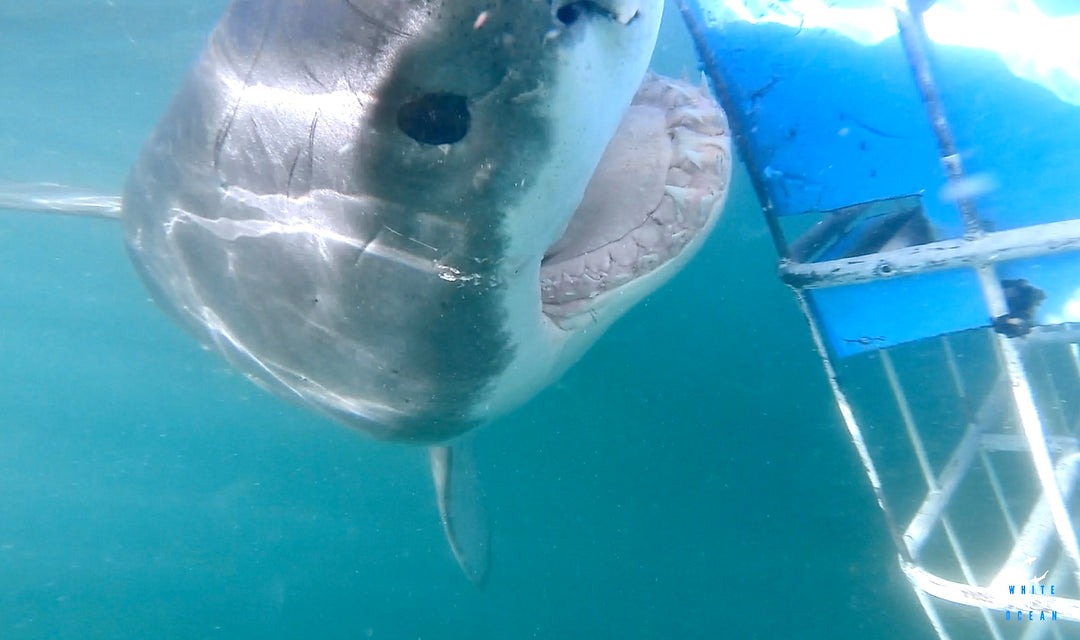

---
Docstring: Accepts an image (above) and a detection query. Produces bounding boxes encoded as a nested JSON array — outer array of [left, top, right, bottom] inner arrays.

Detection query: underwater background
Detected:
[[0, 1, 935, 638]]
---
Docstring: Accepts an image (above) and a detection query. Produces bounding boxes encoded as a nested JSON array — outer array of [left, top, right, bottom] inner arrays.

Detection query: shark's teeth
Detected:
[[610, 241, 639, 267], [540, 73, 732, 314], [666, 166, 693, 188], [664, 185, 695, 206], [652, 194, 678, 225]]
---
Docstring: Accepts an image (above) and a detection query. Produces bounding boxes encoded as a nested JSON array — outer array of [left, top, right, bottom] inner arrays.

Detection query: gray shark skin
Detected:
[[2, 0, 733, 587], [123, 0, 666, 444]]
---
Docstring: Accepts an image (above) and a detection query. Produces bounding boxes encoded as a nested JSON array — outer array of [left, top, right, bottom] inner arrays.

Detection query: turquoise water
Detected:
[[0, 2, 933, 638]]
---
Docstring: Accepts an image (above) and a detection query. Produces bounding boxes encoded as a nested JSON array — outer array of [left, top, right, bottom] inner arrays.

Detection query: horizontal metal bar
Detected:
[[980, 434, 1080, 454], [902, 560, 1080, 623], [779, 218, 1080, 289]]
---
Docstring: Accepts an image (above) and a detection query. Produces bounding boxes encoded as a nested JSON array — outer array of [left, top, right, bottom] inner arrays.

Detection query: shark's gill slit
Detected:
[[396, 93, 470, 145]]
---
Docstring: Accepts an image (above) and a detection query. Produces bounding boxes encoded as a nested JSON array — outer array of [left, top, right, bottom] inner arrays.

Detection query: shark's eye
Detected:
[[555, 2, 582, 25], [555, 1, 629, 26], [397, 93, 470, 145]]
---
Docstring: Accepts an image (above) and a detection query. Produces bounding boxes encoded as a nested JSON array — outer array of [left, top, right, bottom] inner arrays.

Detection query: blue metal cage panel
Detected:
[[681, 1, 1080, 358]]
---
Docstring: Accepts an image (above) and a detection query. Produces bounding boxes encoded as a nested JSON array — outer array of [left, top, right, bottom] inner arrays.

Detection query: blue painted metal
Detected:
[[681, 1, 1080, 358]]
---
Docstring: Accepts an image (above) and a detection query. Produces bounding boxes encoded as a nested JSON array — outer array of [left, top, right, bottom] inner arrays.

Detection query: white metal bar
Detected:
[[966, 260, 1080, 592], [904, 371, 1016, 553], [991, 323, 1080, 591], [881, 350, 936, 488], [908, 577, 954, 640], [903, 561, 1080, 622], [980, 434, 1079, 455], [882, 350, 1004, 636], [1030, 346, 1069, 437], [903, 419, 982, 555], [1041, 563, 1071, 640], [893, 5, 982, 239], [1071, 344, 1080, 434], [981, 448, 1021, 540], [942, 336, 968, 411], [793, 290, 915, 561], [778, 217, 1080, 289], [1071, 345, 1080, 385], [990, 452, 1080, 590], [1024, 325, 1080, 348]]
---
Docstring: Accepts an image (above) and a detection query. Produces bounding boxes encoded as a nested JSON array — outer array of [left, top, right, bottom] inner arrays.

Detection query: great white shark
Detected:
[[1, 0, 731, 586]]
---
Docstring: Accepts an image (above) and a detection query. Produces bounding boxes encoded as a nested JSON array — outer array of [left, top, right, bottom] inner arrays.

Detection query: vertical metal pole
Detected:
[[893, 6, 982, 240], [675, 0, 790, 259], [792, 290, 914, 563]]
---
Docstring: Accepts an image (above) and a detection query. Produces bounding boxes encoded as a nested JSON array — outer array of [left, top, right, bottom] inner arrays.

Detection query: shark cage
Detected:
[[678, 1, 1080, 637]]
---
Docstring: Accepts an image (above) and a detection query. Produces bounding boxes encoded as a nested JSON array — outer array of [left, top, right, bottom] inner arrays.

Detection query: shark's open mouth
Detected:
[[539, 74, 731, 321]]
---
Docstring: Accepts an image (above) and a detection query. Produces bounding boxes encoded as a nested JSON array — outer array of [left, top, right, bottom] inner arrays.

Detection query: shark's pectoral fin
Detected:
[[429, 441, 490, 588], [0, 183, 122, 219]]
